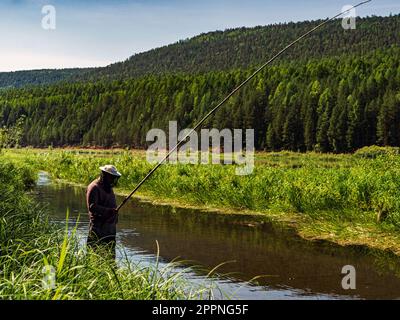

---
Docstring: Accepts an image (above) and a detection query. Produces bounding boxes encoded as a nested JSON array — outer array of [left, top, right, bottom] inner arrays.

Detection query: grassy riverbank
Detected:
[[0, 156, 215, 300], [4, 147, 400, 256]]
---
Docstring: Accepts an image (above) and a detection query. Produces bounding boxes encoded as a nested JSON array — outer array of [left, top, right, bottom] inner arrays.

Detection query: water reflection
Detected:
[[34, 172, 400, 300]]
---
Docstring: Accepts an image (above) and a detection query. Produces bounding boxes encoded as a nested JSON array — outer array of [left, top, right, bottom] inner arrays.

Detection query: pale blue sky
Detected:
[[0, 0, 398, 72]]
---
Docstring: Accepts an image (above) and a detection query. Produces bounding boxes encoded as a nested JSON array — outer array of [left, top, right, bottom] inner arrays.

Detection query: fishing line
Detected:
[[117, 0, 372, 212]]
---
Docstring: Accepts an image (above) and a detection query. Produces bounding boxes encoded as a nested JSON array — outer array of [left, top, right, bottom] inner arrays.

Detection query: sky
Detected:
[[0, 0, 399, 72]]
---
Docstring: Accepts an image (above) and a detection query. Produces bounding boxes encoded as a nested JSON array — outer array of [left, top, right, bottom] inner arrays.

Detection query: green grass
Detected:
[[5, 147, 400, 255], [0, 155, 216, 300], [3, 147, 400, 299]]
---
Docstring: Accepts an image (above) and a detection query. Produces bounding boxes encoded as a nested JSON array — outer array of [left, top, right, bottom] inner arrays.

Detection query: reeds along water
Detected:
[[24, 148, 400, 230], [0, 157, 214, 300]]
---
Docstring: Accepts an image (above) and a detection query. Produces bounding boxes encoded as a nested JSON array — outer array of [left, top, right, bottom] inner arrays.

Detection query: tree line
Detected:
[[0, 69, 88, 89], [0, 46, 399, 152], [0, 15, 398, 88], [80, 15, 400, 81]]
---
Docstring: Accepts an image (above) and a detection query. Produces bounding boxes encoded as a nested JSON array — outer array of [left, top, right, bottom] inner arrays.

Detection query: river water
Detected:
[[34, 172, 400, 300]]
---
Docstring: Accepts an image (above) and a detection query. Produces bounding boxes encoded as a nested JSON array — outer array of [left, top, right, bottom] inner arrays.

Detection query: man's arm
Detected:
[[88, 186, 115, 219]]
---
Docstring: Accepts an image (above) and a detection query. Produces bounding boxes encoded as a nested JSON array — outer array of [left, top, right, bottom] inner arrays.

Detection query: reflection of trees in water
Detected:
[[369, 249, 400, 278], [119, 205, 400, 299]]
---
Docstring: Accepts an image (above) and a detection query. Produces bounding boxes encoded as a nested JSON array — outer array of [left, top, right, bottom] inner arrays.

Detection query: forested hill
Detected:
[[0, 68, 90, 89], [0, 14, 399, 152], [1, 46, 399, 152], [0, 14, 399, 88], [80, 15, 400, 81]]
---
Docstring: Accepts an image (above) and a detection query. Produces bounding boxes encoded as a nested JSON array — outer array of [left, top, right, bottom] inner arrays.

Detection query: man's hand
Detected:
[[105, 208, 118, 223], [109, 208, 118, 215]]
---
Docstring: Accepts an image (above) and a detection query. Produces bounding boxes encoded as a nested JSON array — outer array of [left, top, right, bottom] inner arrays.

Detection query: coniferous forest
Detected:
[[0, 15, 399, 152]]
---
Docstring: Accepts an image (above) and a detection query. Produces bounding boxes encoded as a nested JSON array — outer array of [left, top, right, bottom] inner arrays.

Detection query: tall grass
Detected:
[[0, 156, 215, 300], [15, 148, 400, 231]]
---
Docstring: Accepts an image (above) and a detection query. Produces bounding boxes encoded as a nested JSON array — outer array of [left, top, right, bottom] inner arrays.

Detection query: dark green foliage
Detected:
[[0, 116, 25, 150], [81, 15, 400, 81], [0, 69, 89, 89], [0, 46, 399, 152]]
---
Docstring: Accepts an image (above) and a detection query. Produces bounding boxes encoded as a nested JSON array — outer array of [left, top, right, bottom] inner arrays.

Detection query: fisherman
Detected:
[[86, 165, 121, 258]]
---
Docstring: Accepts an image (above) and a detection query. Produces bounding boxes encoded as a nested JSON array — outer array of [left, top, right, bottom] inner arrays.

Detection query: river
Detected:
[[34, 172, 400, 300]]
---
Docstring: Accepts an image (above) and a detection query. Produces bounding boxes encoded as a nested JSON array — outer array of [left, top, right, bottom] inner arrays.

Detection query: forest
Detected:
[[0, 68, 88, 89], [0, 15, 399, 152], [0, 15, 398, 87], [80, 15, 400, 81]]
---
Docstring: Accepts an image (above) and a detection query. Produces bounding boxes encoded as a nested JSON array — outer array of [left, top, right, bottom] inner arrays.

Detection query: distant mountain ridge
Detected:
[[0, 68, 90, 89], [82, 15, 399, 80], [0, 14, 399, 88]]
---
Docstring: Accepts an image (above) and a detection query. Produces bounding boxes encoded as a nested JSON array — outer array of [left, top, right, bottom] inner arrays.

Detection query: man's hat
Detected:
[[99, 165, 122, 177]]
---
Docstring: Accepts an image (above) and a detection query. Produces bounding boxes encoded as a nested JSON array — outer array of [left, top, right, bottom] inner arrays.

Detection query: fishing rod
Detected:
[[117, 0, 372, 212]]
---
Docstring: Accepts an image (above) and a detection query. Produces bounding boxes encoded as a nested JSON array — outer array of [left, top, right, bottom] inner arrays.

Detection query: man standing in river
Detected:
[[86, 165, 121, 258]]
